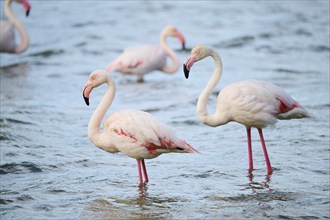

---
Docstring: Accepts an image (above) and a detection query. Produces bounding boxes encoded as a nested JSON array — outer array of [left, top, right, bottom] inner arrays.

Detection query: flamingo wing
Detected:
[[105, 44, 167, 76], [104, 109, 196, 159]]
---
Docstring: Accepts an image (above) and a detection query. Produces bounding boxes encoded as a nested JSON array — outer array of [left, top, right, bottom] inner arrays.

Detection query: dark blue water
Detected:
[[1, 1, 329, 219]]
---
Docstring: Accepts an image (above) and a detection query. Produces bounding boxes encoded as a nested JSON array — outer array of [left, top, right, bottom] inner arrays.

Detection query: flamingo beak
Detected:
[[26, 7, 30, 17], [183, 64, 190, 79], [183, 55, 196, 79], [21, 0, 31, 17], [82, 83, 93, 106], [176, 32, 186, 50], [83, 95, 89, 106]]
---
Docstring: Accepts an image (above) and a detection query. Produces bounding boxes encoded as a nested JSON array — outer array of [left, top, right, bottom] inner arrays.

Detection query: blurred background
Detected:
[[1, 1, 329, 219]]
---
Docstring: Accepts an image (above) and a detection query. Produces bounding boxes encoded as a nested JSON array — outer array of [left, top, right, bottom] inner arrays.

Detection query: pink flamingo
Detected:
[[82, 70, 198, 186], [105, 25, 186, 82], [183, 45, 310, 174], [0, 0, 31, 54]]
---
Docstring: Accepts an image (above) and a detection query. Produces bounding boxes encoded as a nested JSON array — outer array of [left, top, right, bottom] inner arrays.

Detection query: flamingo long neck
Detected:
[[5, 0, 29, 53], [160, 33, 179, 74], [88, 79, 115, 148], [197, 50, 225, 127]]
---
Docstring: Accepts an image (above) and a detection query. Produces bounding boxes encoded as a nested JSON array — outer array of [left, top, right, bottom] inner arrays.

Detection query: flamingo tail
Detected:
[[175, 140, 200, 154], [277, 107, 310, 120]]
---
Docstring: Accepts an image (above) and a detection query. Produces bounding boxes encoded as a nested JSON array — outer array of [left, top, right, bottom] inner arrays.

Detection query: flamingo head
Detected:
[[162, 25, 186, 50], [183, 44, 212, 79], [11, 0, 31, 16], [82, 70, 109, 106]]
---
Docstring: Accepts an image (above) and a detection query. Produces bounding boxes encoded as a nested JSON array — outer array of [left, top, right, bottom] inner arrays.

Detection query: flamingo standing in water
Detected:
[[105, 25, 186, 82], [82, 70, 198, 186], [183, 45, 310, 174], [0, 0, 31, 54]]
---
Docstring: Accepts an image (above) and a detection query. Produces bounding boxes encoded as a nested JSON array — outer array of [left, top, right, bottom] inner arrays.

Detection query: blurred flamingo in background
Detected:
[[183, 44, 310, 174], [82, 70, 198, 186], [105, 25, 186, 82], [0, 0, 31, 54]]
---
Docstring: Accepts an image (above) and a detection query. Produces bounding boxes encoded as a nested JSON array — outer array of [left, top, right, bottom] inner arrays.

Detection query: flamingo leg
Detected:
[[258, 129, 273, 174], [136, 75, 144, 83], [141, 159, 149, 183], [246, 128, 253, 173], [136, 159, 143, 185]]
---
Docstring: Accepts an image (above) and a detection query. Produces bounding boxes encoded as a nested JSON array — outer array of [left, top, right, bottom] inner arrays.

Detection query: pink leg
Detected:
[[258, 129, 273, 174], [246, 128, 253, 173], [136, 159, 143, 185], [141, 159, 149, 183]]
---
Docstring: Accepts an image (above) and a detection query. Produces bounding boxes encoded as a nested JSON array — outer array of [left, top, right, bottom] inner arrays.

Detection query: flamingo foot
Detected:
[[136, 76, 144, 83], [267, 167, 273, 175]]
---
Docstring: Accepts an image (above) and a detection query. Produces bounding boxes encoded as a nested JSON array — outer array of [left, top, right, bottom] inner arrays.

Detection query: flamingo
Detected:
[[105, 25, 186, 83], [183, 45, 310, 174], [0, 0, 31, 54], [82, 70, 198, 186]]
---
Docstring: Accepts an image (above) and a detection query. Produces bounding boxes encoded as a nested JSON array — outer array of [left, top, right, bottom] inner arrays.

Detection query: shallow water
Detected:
[[1, 1, 329, 219]]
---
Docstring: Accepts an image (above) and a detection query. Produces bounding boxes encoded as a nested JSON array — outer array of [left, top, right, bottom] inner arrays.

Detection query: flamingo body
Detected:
[[0, 0, 31, 54], [107, 44, 167, 79], [0, 21, 16, 53], [183, 45, 309, 174], [103, 109, 195, 160], [82, 70, 197, 185], [105, 25, 185, 82], [215, 79, 308, 128]]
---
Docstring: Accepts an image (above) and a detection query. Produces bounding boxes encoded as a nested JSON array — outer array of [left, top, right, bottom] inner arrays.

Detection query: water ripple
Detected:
[[0, 162, 43, 175], [0, 118, 33, 126], [28, 49, 65, 58], [214, 36, 255, 48], [210, 191, 295, 203]]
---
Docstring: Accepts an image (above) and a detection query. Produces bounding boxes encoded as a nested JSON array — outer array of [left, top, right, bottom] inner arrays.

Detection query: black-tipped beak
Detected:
[[83, 95, 89, 106], [183, 64, 190, 79], [182, 41, 186, 51], [26, 7, 30, 17], [82, 82, 93, 106]]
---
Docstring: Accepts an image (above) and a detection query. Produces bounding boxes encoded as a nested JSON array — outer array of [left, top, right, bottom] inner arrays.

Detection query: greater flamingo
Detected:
[[105, 25, 186, 82], [82, 70, 198, 186], [0, 0, 31, 54], [183, 45, 310, 174]]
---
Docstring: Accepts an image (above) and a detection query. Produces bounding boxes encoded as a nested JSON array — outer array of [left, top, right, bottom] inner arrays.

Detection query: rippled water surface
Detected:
[[1, 1, 329, 219]]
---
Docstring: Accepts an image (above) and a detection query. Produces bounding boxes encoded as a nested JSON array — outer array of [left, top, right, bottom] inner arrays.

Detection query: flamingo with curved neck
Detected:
[[105, 25, 185, 82], [0, 0, 31, 54], [183, 44, 310, 174], [82, 70, 198, 186]]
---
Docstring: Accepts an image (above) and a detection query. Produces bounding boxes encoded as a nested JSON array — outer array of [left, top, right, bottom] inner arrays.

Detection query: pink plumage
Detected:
[[105, 25, 186, 82], [104, 110, 197, 160], [82, 70, 197, 186], [183, 45, 309, 174], [216, 80, 309, 128]]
